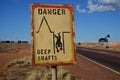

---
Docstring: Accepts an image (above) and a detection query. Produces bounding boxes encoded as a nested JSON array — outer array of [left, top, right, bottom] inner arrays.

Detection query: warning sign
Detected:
[[31, 4, 76, 66]]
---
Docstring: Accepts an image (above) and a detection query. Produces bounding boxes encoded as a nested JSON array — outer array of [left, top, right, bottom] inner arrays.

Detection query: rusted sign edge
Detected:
[[31, 4, 76, 66]]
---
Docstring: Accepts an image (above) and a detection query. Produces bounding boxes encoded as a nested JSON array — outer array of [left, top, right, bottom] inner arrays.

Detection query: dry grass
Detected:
[[0, 43, 20, 53], [0, 56, 76, 80], [0, 43, 75, 80]]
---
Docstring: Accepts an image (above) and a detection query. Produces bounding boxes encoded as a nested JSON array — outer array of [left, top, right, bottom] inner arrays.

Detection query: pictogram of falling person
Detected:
[[55, 32, 63, 52]]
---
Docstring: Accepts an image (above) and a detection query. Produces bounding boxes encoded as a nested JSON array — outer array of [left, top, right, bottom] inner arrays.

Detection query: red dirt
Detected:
[[0, 44, 120, 80], [65, 53, 120, 80], [0, 44, 31, 70]]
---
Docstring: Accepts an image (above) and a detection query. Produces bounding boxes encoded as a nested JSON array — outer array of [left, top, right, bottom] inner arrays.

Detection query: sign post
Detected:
[[31, 4, 76, 80], [51, 66, 57, 80]]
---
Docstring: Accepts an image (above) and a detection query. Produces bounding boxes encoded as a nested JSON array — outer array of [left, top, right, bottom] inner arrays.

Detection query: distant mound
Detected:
[[108, 42, 120, 49], [77, 42, 101, 48], [77, 42, 120, 51]]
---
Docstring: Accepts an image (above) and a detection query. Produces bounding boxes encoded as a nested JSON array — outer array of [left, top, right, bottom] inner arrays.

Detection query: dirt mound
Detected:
[[108, 42, 120, 48], [78, 42, 101, 48], [77, 42, 120, 51]]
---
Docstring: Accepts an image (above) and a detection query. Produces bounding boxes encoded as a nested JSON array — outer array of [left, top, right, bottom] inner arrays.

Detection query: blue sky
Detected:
[[0, 0, 120, 43]]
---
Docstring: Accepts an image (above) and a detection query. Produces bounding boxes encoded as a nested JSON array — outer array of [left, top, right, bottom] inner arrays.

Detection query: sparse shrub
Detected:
[[27, 70, 41, 80], [2, 57, 76, 80], [106, 46, 109, 48], [77, 42, 81, 45]]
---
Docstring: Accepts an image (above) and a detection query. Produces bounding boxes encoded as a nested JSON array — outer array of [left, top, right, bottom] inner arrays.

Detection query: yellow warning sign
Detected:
[[31, 4, 76, 66]]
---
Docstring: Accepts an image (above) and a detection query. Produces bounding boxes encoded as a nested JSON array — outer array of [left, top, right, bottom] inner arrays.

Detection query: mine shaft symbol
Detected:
[[36, 16, 70, 54]]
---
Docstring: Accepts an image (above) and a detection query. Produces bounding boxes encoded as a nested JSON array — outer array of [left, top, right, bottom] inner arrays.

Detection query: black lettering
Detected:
[[38, 8, 66, 15], [44, 49, 47, 54], [38, 56, 40, 61], [57, 9, 61, 15], [38, 9, 42, 14], [38, 56, 44, 61], [48, 49, 51, 54], [52, 55, 54, 60], [37, 49, 40, 54], [48, 9, 52, 15], [37, 55, 57, 61], [37, 49, 51, 54], [43, 8, 47, 14], [48, 55, 51, 60], [54, 56, 57, 60], [53, 9, 56, 15], [45, 56, 48, 60], [41, 49, 43, 54], [52, 56, 57, 60], [62, 9, 65, 15]]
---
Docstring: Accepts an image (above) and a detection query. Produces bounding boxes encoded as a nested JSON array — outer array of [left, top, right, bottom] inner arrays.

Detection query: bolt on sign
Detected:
[[31, 4, 76, 66]]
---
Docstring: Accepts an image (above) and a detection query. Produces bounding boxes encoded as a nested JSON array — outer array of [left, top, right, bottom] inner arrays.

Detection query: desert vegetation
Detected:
[[0, 43, 76, 80], [0, 40, 29, 44], [1, 42, 120, 80], [0, 56, 75, 80]]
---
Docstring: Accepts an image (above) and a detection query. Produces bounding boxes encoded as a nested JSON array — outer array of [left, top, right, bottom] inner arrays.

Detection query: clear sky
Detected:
[[0, 0, 120, 43]]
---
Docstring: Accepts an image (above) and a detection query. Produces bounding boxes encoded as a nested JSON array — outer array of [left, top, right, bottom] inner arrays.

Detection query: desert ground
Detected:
[[0, 42, 120, 80], [78, 42, 120, 51], [0, 43, 74, 80]]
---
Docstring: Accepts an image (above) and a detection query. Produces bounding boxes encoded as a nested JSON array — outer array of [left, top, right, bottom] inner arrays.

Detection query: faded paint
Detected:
[[31, 4, 76, 66]]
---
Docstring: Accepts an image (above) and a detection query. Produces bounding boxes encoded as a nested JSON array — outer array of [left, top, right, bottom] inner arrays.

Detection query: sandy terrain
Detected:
[[0, 43, 120, 80], [78, 42, 120, 51], [0, 44, 31, 70], [0, 43, 73, 80], [108, 42, 120, 49], [65, 53, 120, 80]]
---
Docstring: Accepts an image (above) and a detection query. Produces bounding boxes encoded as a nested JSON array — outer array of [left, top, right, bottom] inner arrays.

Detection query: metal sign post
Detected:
[[51, 66, 57, 80]]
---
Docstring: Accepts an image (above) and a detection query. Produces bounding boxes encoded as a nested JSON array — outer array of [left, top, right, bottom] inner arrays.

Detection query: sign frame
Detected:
[[31, 4, 76, 66]]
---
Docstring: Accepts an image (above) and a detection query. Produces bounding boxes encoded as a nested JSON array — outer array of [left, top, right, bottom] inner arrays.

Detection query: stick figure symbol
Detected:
[[55, 32, 62, 52]]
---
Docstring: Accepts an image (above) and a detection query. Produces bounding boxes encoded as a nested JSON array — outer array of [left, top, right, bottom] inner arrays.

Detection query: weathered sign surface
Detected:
[[31, 4, 76, 66]]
